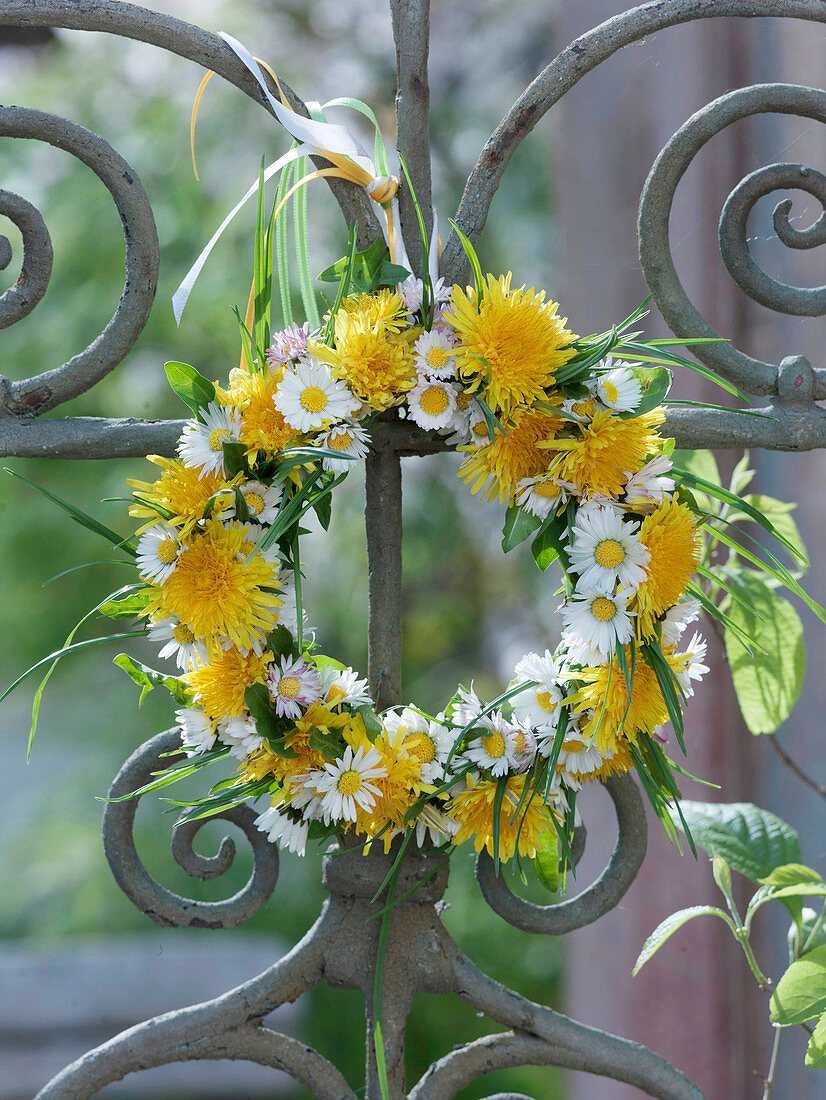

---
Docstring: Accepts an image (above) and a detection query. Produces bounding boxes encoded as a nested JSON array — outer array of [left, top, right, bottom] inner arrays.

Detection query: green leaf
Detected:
[[673, 801, 801, 884], [761, 864, 823, 888], [244, 681, 282, 740], [771, 945, 826, 1026], [222, 442, 249, 480], [164, 361, 216, 418], [308, 725, 343, 760], [99, 589, 151, 619], [312, 489, 333, 530], [805, 1013, 826, 1068], [113, 654, 188, 706], [671, 449, 720, 512], [501, 506, 541, 553], [318, 235, 388, 285], [621, 365, 672, 418], [533, 826, 560, 892], [633, 906, 734, 975], [356, 704, 383, 740], [724, 572, 805, 735], [531, 510, 569, 572], [448, 218, 484, 298], [267, 624, 298, 663]]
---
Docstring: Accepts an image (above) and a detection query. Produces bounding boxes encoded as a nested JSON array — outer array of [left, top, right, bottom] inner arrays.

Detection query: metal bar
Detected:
[[365, 443, 404, 710]]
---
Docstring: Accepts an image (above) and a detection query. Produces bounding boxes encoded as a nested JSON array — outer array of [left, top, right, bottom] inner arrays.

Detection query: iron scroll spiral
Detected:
[[639, 83, 826, 400], [102, 728, 279, 928], [0, 106, 159, 417]]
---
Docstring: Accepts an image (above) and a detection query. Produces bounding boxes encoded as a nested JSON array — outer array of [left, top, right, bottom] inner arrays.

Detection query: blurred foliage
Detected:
[[0, 3, 565, 1097]]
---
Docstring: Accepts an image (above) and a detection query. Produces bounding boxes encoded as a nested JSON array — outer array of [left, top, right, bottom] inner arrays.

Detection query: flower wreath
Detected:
[[7, 34, 807, 889]]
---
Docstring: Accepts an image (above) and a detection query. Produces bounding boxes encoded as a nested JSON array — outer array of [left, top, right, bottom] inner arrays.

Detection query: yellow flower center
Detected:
[[536, 689, 558, 714], [571, 398, 595, 418], [482, 730, 506, 758], [472, 420, 490, 439], [533, 480, 559, 499], [172, 622, 195, 644], [208, 428, 229, 452], [328, 430, 353, 452], [426, 345, 450, 370], [594, 538, 626, 568], [337, 769, 363, 796], [456, 391, 471, 410], [562, 739, 585, 754], [591, 596, 617, 622], [326, 684, 347, 706], [300, 385, 328, 413], [420, 385, 449, 416], [245, 492, 264, 515], [156, 538, 179, 565], [416, 734, 436, 763], [603, 380, 619, 403], [278, 675, 302, 700]]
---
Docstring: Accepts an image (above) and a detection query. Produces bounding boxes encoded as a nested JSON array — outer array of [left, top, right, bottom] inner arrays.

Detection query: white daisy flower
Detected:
[[553, 725, 607, 777], [451, 684, 488, 730], [414, 803, 459, 849], [569, 505, 650, 593], [511, 725, 538, 772], [661, 598, 701, 647], [267, 655, 322, 719], [254, 805, 309, 855], [136, 523, 184, 584], [625, 455, 675, 512], [273, 359, 359, 432], [320, 420, 370, 473], [219, 715, 264, 760], [147, 615, 207, 671], [561, 396, 598, 423], [398, 274, 424, 314], [407, 377, 459, 431], [462, 711, 519, 776], [414, 329, 458, 379], [562, 587, 635, 660], [226, 480, 282, 525], [315, 662, 372, 709], [176, 706, 216, 755], [674, 631, 709, 697], [511, 650, 565, 730], [440, 389, 477, 445], [177, 401, 243, 479], [285, 778, 326, 822], [266, 321, 310, 366], [310, 744, 387, 823], [590, 359, 643, 412], [515, 475, 569, 520], [383, 707, 454, 784], [564, 636, 610, 668]]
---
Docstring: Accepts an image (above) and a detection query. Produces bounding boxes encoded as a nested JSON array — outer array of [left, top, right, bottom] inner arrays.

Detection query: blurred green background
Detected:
[[0, 3, 567, 1096]]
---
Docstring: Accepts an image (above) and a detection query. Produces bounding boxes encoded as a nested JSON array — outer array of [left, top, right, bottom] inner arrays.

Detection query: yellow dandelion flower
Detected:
[[631, 498, 701, 638], [445, 273, 577, 416], [311, 293, 416, 411], [185, 648, 271, 722], [353, 729, 422, 850], [446, 773, 555, 861], [458, 406, 562, 504], [275, 702, 352, 783], [583, 740, 634, 782], [146, 519, 283, 652], [241, 744, 281, 784], [337, 288, 409, 332], [128, 457, 232, 536], [568, 646, 670, 753], [225, 367, 301, 457], [541, 408, 665, 498]]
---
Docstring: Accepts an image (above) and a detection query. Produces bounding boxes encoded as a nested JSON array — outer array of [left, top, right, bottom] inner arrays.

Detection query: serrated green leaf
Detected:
[[164, 361, 216, 418], [244, 682, 279, 739], [673, 801, 800, 884], [724, 572, 805, 735], [308, 725, 343, 760], [633, 906, 734, 975], [531, 510, 569, 572], [99, 590, 151, 619], [771, 945, 826, 1026], [113, 654, 188, 706], [357, 704, 383, 740], [266, 624, 298, 663]]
